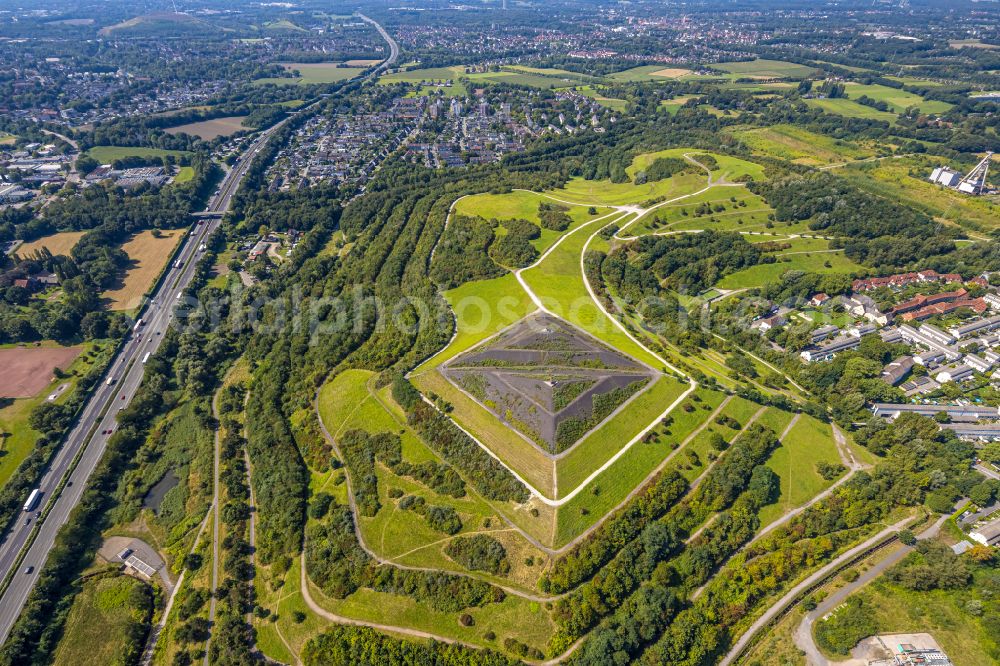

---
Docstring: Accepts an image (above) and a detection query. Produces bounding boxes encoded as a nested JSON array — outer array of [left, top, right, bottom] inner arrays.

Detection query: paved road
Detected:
[[0, 13, 401, 645], [718, 515, 917, 666], [792, 514, 949, 666], [0, 121, 281, 645]]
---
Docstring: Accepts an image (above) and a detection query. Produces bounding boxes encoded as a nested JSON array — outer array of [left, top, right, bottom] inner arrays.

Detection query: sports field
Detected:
[[87, 146, 191, 163], [102, 229, 185, 310], [165, 115, 249, 139], [15, 230, 87, 257], [0, 346, 84, 398], [0, 342, 105, 500]]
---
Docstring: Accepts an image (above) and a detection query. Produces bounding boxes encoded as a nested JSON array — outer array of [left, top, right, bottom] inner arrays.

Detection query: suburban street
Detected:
[[0, 121, 283, 644]]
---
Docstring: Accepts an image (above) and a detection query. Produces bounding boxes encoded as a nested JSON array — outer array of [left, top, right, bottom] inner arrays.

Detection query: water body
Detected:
[[143, 470, 180, 513]]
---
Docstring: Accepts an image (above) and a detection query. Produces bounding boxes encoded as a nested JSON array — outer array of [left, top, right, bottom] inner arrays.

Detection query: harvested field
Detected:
[[0, 346, 84, 398], [344, 58, 382, 66], [165, 115, 249, 139], [651, 67, 692, 78], [102, 229, 185, 310], [15, 231, 87, 257]]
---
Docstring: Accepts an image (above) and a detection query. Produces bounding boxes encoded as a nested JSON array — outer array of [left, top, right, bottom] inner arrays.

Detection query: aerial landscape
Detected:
[[0, 0, 999, 664]]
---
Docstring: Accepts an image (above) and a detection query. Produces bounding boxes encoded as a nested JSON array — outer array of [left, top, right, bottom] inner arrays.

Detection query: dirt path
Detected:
[[202, 386, 224, 665]]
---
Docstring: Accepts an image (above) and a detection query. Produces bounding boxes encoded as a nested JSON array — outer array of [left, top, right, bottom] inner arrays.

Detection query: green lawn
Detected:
[[174, 166, 195, 183], [844, 82, 952, 115], [716, 249, 864, 289], [87, 146, 191, 163], [805, 98, 898, 122], [714, 59, 819, 79], [728, 124, 877, 165], [574, 85, 628, 111], [758, 415, 844, 527], [52, 576, 151, 666], [0, 132, 15, 145], [317, 369, 550, 572], [414, 272, 537, 372]]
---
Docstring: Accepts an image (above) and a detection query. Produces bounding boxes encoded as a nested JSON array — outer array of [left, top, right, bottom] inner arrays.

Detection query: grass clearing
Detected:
[[52, 575, 151, 666], [838, 158, 1000, 232], [256, 62, 366, 85], [14, 230, 87, 257], [716, 249, 864, 289], [174, 166, 195, 183], [758, 415, 844, 527], [843, 82, 952, 115], [165, 115, 249, 139], [805, 98, 898, 122], [318, 369, 551, 568], [729, 124, 877, 165], [102, 229, 185, 310], [714, 59, 818, 79]]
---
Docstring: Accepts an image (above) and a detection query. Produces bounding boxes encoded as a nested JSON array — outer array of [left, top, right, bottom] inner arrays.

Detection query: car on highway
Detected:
[[23, 566, 32, 575]]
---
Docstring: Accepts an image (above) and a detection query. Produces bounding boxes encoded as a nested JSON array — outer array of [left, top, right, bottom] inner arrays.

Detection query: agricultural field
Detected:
[[165, 115, 249, 139], [51, 576, 151, 666], [713, 59, 819, 79], [842, 82, 952, 115], [14, 230, 87, 257], [805, 97, 899, 122], [255, 62, 366, 85], [87, 145, 191, 164], [728, 124, 879, 165], [0, 342, 105, 490], [102, 229, 185, 310]]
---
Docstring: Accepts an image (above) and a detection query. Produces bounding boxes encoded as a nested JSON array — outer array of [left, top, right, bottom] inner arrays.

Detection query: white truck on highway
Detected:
[[23, 489, 41, 513]]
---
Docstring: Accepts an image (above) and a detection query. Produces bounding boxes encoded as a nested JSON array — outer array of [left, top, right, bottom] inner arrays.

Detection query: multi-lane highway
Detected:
[[0, 122, 283, 643], [0, 13, 398, 644]]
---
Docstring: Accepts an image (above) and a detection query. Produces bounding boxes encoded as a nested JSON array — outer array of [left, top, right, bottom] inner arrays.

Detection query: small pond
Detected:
[[142, 470, 180, 512]]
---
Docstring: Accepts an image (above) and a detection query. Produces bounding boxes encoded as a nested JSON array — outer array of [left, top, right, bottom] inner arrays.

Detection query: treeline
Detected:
[[749, 172, 958, 269], [393, 376, 530, 504], [541, 469, 688, 593], [306, 504, 505, 612], [619, 230, 763, 294], [303, 625, 520, 666], [0, 155, 218, 344], [339, 429, 465, 517], [551, 424, 779, 653]]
